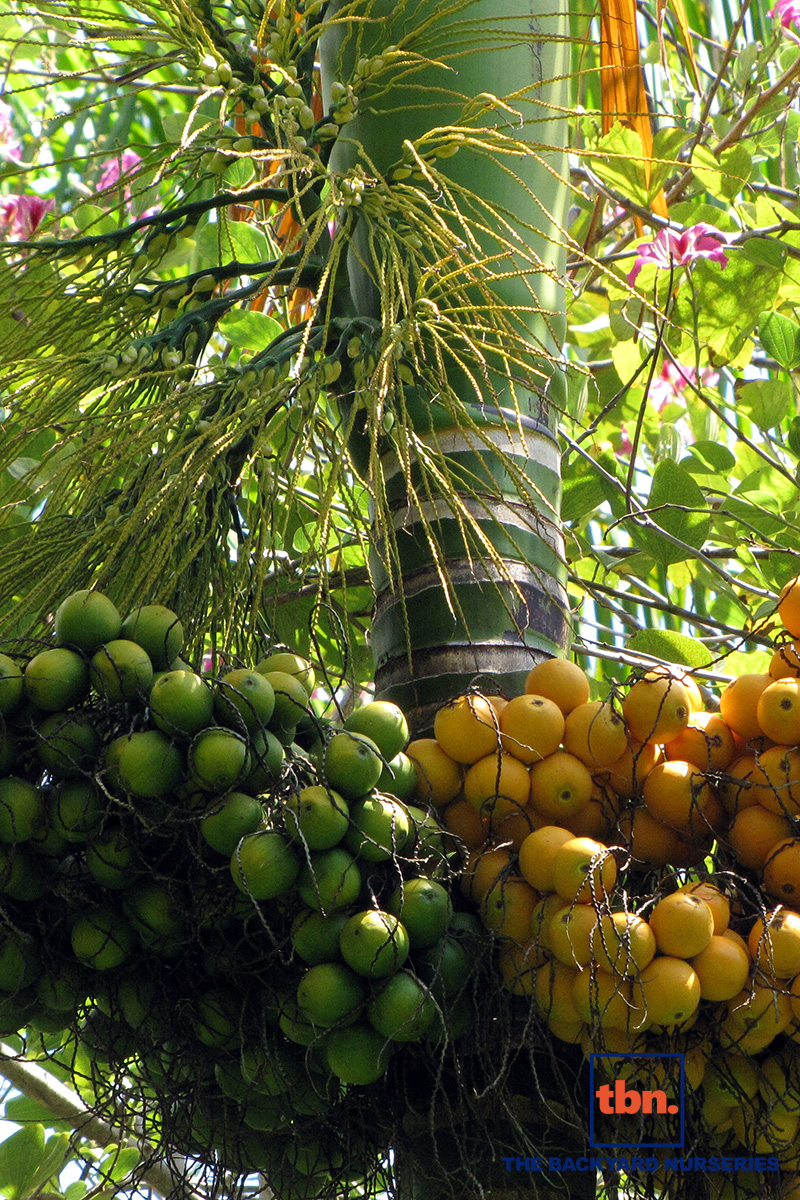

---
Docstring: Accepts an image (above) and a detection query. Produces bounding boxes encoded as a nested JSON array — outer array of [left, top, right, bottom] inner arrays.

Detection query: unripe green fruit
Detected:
[[117, 730, 183, 798], [0, 654, 23, 716], [0, 778, 44, 843], [71, 907, 134, 970], [214, 669, 275, 732], [54, 589, 122, 653], [121, 604, 184, 670], [24, 648, 89, 711], [90, 640, 154, 702]]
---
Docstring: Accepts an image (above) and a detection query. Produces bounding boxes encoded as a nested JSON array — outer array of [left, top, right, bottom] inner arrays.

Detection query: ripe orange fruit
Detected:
[[518, 825, 574, 892], [433, 693, 500, 764], [463, 751, 530, 823], [439, 797, 487, 850], [480, 876, 539, 943], [562, 700, 628, 770], [648, 892, 714, 959], [487, 804, 541, 850], [590, 911, 657, 977], [534, 959, 583, 1024], [616, 805, 680, 869], [763, 838, 800, 910], [717, 754, 760, 815], [550, 836, 617, 905], [460, 846, 513, 904], [665, 711, 736, 772], [770, 640, 800, 680], [524, 659, 590, 716], [497, 940, 544, 995], [498, 694, 564, 764], [728, 804, 792, 870], [751, 745, 800, 817], [642, 759, 713, 835], [528, 751, 593, 821], [689, 934, 750, 1001], [571, 966, 632, 1030], [676, 881, 730, 933], [548, 902, 598, 968], [749, 908, 800, 979], [622, 670, 690, 746], [605, 740, 659, 800], [530, 893, 568, 952], [566, 782, 620, 840], [635, 956, 701, 1027], [720, 674, 772, 742], [778, 573, 800, 637], [406, 739, 462, 807], [757, 679, 800, 744], [724, 979, 793, 1044]]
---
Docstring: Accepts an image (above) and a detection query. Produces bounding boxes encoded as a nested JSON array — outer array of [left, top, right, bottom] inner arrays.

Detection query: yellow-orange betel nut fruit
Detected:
[[763, 838, 800, 909], [562, 700, 628, 770], [665, 711, 736, 773], [648, 892, 714, 959], [757, 678, 800, 744], [524, 659, 590, 716], [498, 694, 565, 765], [779, 573, 800, 638], [548, 902, 598, 968], [748, 908, 800, 979], [727, 804, 792, 870], [634, 956, 702, 1028], [518, 825, 574, 893], [589, 911, 657, 977], [676, 881, 730, 933], [689, 934, 750, 1001], [750, 745, 800, 817], [463, 751, 530, 823], [719, 674, 772, 742], [616, 806, 680, 869], [622, 670, 690, 746], [641, 759, 713, 836], [605, 740, 660, 800], [550, 836, 617, 905], [406, 738, 462, 807], [433, 693, 500, 764], [770, 639, 800, 680], [528, 751, 593, 822]]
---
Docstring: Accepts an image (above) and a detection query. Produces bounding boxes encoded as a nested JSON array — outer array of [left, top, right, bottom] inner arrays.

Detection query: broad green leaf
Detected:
[[217, 310, 283, 353], [586, 124, 651, 208], [686, 442, 736, 473], [627, 629, 713, 668], [739, 238, 787, 270], [691, 144, 752, 200], [561, 475, 608, 524], [789, 417, 800, 458], [673, 254, 781, 367], [0, 1125, 45, 1199], [100, 1145, 140, 1183], [649, 128, 692, 195], [26, 1133, 70, 1194], [735, 377, 793, 430], [758, 311, 800, 369], [633, 459, 711, 565]]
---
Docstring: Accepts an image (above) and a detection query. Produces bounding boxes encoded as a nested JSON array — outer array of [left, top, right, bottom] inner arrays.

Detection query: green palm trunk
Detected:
[[321, 4, 594, 1197], [321, 0, 573, 735]]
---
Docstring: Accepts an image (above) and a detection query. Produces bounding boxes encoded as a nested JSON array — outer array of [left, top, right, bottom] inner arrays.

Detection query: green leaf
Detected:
[[735, 377, 793, 430], [26, 1133, 70, 1194], [690, 144, 752, 201], [686, 442, 736, 473], [627, 629, 713, 668], [721, 649, 773, 676], [788, 417, 800, 458], [586, 124, 651, 208], [739, 238, 787, 270], [758, 310, 800, 369], [561, 474, 607, 524], [673, 254, 781, 367], [0, 1125, 45, 1199], [633, 459, 711, 565], [100, 1146, 140, 1183], [217, 309, 283, 353]]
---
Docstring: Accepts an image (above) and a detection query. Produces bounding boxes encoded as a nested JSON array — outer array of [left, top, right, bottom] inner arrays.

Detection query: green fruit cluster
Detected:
[[0, 588, 482, 1188]]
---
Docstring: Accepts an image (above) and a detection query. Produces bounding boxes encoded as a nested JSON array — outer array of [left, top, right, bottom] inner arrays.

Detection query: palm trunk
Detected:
[[321, 0, 573, 736], [321, 3, 592, 1197]]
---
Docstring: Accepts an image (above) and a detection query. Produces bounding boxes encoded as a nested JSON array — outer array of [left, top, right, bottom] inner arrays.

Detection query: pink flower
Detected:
[[98, 148, 142, 195], [648, 361, 719, 412], [0, 194, 54, 240], [0, 99, 21, 163], [768, 0, 800, 27], [628, 223, 731, 285]]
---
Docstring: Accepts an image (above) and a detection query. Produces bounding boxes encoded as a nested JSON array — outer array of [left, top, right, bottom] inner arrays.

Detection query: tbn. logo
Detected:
[[589, 1054, 685, 1150]]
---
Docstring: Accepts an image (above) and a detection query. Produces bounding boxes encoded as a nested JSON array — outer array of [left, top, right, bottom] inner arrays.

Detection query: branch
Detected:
[[0, 1046, 187, 1200]]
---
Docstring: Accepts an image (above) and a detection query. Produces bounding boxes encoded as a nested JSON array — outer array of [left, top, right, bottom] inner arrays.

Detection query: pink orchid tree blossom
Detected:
[[98, 149, 157, 216], [0, 194, 54, 240], [768, 0, 800, 28], [649, 361, 720, 413], [0, 99, 21, 163], [628, 223, 732, 285]]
